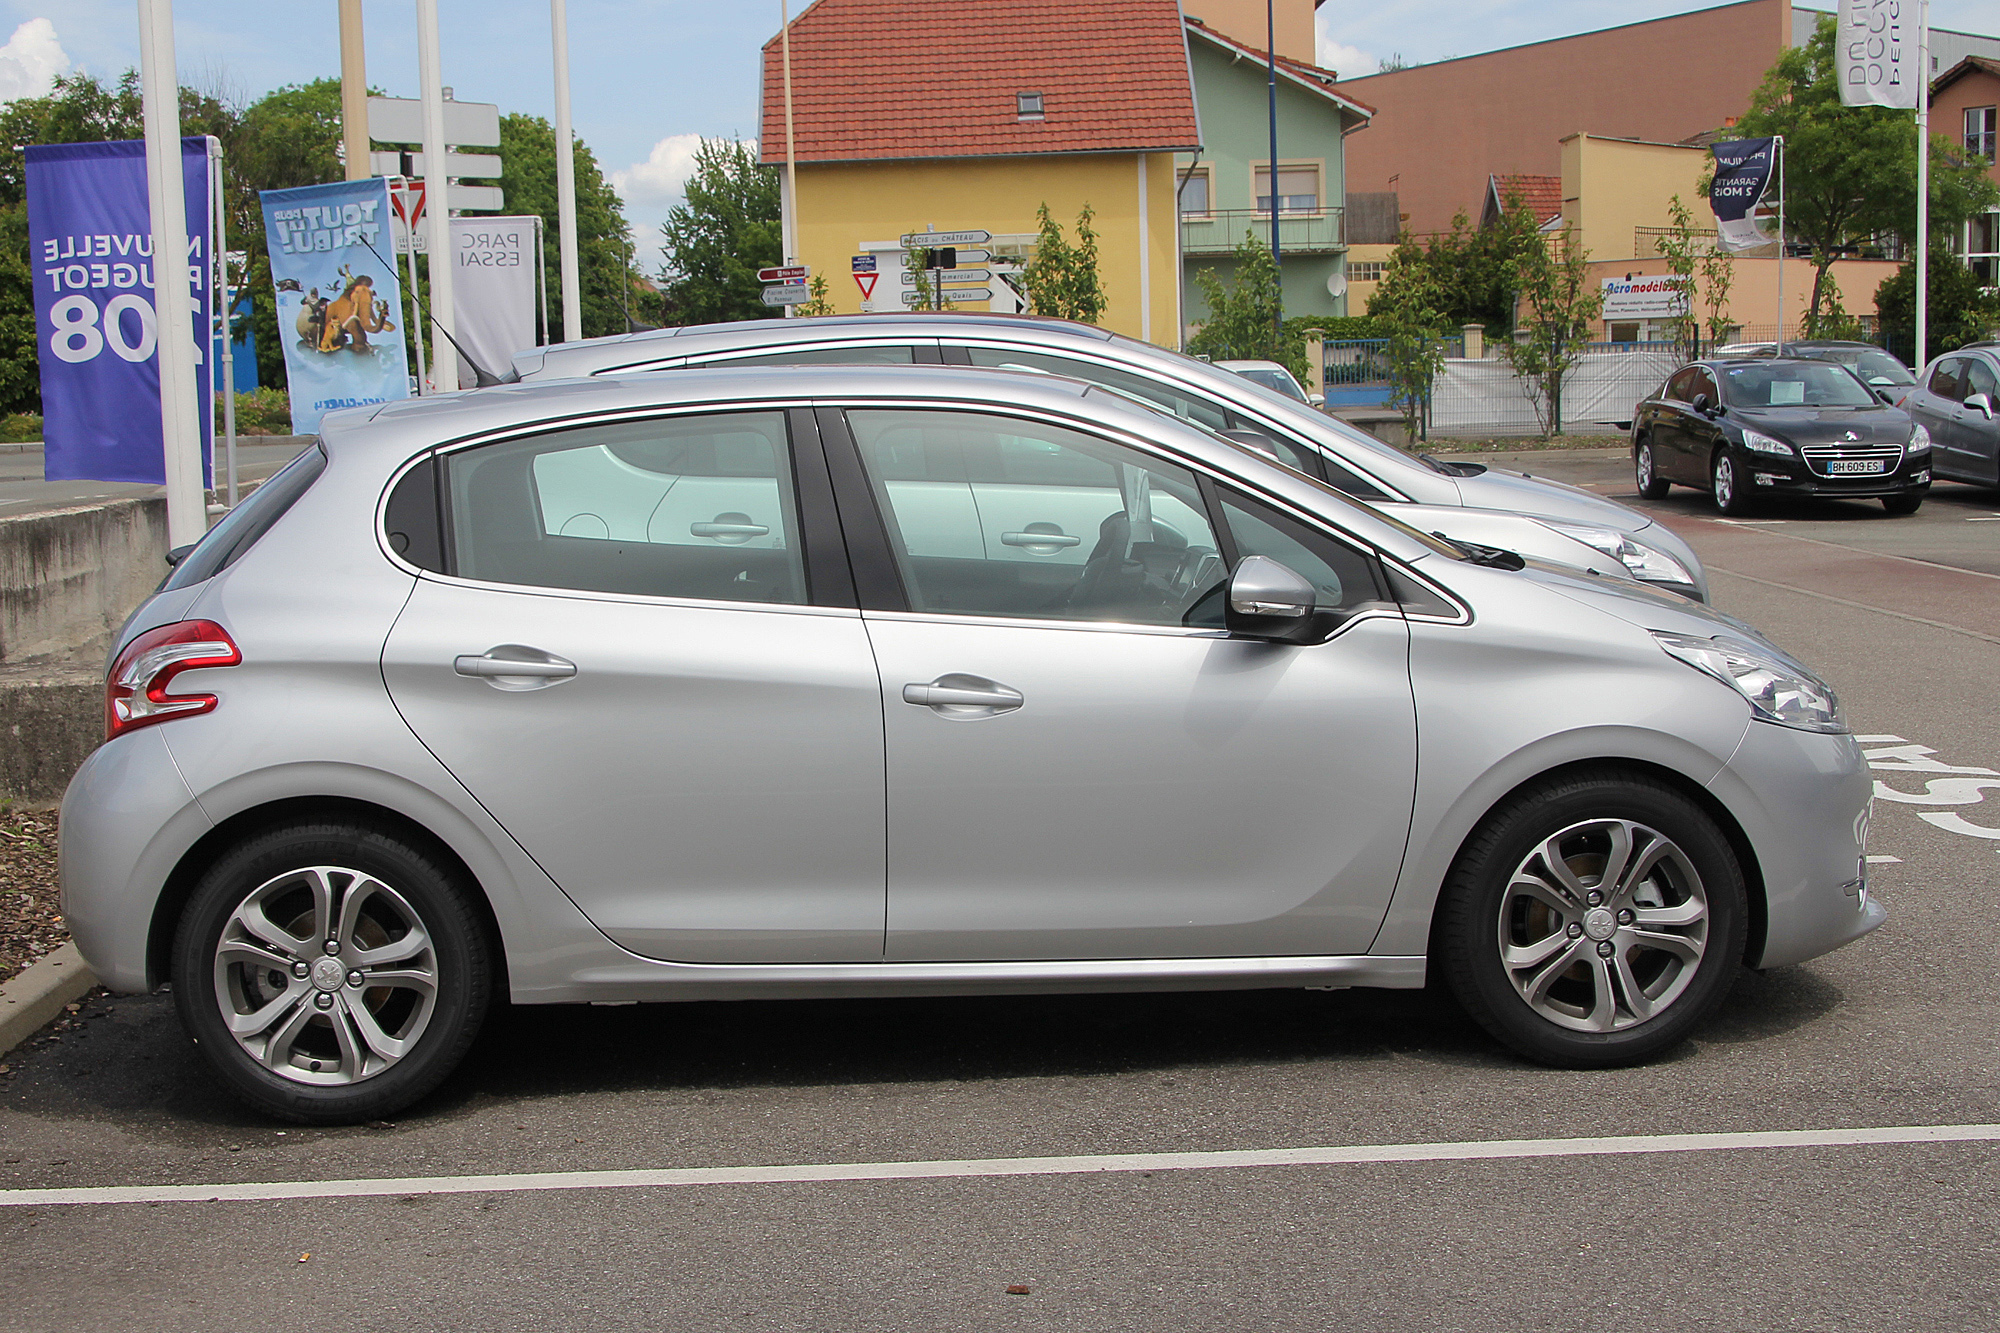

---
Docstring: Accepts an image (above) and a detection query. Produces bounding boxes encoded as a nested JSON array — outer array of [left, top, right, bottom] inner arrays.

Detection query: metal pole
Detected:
[[397, 180, 430, 393], [1775, 136, 1785, 352], [535, 215, 551, 343], [1915, 0, 1929, 369], [1265, 0, 1281, 339], [551, 0, 583, 342], [339, 0, 369, 181], [137, 0, 206, 548], [416, 0, 457, 389], [211, 136, 237, 507], [779, 0, 800, 315]]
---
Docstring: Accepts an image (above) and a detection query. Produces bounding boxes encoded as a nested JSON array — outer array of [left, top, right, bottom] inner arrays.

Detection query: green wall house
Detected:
[[1177, 19, 1374, 336]]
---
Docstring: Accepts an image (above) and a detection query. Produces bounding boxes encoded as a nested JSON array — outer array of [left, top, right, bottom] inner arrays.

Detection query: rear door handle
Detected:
[[454, 646, 577, 690], [902, 675, 1024, 716]]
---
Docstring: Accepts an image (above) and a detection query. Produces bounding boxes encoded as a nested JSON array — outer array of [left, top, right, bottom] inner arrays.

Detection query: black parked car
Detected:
[[1631, 357, 1931, 515]]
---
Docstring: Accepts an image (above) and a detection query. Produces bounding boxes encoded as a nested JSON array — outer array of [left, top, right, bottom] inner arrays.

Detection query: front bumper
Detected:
[[1706, 720, 1884, 969], [1742, 450, 1930, 500]]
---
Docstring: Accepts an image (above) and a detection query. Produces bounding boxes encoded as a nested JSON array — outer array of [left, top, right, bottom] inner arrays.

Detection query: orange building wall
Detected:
[[1931, 65, 2000, 198], [1334, 0, 1794, 235], [1183, 0, 1316, 65]]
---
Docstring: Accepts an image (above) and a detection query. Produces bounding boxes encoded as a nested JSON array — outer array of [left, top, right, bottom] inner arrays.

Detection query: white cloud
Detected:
[[609, 133, 734, 209], [0, 18, 69, 103], [1316, 39, 1377, 79]]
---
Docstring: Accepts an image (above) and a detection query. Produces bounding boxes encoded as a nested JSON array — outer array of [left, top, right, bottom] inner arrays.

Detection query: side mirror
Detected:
[[165, 543, 195, 568], [1690, 392, 1712, 415], [1967, 392, 1995, 419], [1875, 388, 1895, 404], [1225, 556, 1324, 644], [1307, 392, 1326, 408]]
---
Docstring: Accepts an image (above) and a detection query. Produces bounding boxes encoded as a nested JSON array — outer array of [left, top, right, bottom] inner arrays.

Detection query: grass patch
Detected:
[[1423, 433, 1628, 455]]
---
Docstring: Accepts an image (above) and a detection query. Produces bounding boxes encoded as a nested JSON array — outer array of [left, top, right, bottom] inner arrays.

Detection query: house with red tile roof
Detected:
[[758, 0, 1200, 342]]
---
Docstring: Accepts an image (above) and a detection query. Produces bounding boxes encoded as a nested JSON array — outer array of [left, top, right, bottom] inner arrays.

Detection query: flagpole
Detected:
[[1915, 0, 1929, 369], [415, 0, 457, 391], [1774, 136, 1785, 351], [551, 0, 583, 343]]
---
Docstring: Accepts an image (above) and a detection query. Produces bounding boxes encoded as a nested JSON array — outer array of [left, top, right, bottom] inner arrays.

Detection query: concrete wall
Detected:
[[1561, 135, 1713, 262], [1, 498, 166, 667], [1335, 0, 1794, 234]]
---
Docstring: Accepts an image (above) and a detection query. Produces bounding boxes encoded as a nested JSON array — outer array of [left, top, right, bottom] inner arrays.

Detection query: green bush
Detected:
[[0, 412, 42, 443], [218, 388, 294, 436], [1288, 315, 1383, 341]]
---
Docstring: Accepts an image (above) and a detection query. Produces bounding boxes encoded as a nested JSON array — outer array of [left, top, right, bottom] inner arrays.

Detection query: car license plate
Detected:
[[1826, 459, 1885, 474]]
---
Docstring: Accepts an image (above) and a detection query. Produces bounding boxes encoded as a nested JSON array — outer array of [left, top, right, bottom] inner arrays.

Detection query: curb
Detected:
[[0, 944, 98, 1059]]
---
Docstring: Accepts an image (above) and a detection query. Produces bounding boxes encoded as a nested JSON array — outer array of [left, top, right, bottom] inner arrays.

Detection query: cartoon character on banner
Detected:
[[291, 264, 396, 354]]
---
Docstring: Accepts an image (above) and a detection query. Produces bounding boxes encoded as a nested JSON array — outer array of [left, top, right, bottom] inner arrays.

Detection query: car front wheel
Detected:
[[1436, 770, 1747, 1068], [172, 820, 493, 1124], [1711, 450, 1752, 515], [1634, 437, 1670, 499], [1882, 493, 1923, 515]]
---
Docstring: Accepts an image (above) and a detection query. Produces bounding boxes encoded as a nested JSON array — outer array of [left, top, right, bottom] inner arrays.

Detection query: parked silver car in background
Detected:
[[512, 315, 1710, 602], [62, 365, 1878, 1124]]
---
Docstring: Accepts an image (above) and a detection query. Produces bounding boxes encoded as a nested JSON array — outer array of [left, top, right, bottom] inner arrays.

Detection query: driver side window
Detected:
[[845, 409, 1222, 626]]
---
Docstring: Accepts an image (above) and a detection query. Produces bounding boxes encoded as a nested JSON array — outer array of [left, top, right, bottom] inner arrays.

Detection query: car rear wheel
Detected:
[[172, 820, 492, 1124], [1436, 770, 1747, 1068], [1882, 493, 1923, 515], [1711, 450, 1752, 515], [1634, 438, 1671, 499]]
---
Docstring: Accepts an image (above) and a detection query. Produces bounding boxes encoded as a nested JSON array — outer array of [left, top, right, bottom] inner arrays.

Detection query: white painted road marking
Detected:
[[6, 1124, 2000, 1208], [1865, 855, 1902, 864]]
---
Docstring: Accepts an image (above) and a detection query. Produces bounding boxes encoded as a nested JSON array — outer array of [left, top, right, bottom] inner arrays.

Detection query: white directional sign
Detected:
[[370, 150, 503, 179], [903, 288, 993, 304], [762, 285, 814, 306], [900, 230, 991, 248], [951, 249, 993, 264], [899, 268, 992, 285], [366, 97, 502, 148]]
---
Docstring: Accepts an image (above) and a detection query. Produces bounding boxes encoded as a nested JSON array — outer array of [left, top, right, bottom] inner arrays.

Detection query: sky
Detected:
[[5, 1, 1992, 268]]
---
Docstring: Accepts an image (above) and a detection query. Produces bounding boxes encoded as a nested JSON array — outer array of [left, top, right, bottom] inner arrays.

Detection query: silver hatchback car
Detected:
[[62, 365, 1881, 1123]]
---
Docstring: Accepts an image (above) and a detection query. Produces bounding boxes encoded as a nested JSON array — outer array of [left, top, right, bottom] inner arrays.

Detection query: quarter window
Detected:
[[846, 409, 1223, 626], [441, 412, 806, 604], [1217, 489, 1383, 615]]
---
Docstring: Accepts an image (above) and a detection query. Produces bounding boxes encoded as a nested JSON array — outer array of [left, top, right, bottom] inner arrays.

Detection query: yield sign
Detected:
[[389, 180, 426, 230], [854, 272, 879, 299]]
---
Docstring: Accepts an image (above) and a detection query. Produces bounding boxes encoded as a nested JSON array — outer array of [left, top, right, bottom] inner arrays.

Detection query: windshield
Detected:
[[1232, 367, 1307, 401], [1830, 349, 1917, 386], [1719, 361, 1877, 409]]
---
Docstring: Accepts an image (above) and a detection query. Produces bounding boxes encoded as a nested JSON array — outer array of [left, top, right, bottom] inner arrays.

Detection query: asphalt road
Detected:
[[0, 441, 308, 519], [3, 450, 1998, 1331]]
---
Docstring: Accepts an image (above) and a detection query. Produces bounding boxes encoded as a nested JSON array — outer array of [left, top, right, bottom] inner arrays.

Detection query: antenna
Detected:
[[358, 232, 515, 388]]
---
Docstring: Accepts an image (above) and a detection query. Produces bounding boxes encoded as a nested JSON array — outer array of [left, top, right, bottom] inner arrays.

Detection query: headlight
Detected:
[[1909, 423, 1931, 454], [1652, 631, 1847, 733], [1536, 520, 1697, 588], [1739, 428, 1794, 457]]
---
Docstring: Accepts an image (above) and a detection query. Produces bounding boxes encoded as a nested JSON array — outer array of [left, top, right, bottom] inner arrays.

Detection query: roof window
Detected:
[[1017, 92, 1044, 121]]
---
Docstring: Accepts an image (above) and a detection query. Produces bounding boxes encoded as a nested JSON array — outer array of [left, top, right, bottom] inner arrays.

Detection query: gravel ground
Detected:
[[0, 807, 65, 985]]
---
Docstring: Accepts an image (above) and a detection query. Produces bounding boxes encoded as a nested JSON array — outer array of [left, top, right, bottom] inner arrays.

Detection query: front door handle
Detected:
[[691, 519, 770, 540], [1001, 529, 1080, 549], [453, 646, 577, 691], [902, 674, 1024, 717]]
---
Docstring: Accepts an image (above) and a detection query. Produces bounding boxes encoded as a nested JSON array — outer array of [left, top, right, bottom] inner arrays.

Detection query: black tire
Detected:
[[1711, 449, 1753, 515], [1436, 769, 1747, 1069], [172, 820, 492, 1124], [1882, 493, 1923, 515], [1634, 436, 1671, 499]]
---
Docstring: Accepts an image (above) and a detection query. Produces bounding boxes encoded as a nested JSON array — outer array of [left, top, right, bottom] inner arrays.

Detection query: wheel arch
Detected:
[[1424, 756, 1768, 968], [146, 796, 510, 997]]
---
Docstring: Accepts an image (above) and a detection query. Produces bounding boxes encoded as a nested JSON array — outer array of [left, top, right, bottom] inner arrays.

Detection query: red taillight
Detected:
[[105, 620, 241, 741]]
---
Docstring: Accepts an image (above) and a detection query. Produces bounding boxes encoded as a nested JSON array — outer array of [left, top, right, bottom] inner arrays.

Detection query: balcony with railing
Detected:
[[1181, 207, 1346, 256]]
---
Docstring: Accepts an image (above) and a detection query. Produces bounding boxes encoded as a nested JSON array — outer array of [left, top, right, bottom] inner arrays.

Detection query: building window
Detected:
[[1016, 92, 1044, 121], [1968, 211, 1999, 289], [1177, 168, 1210, 216], [1967, 106, 1997, 160], [1253, 165, 1321, 214], [1347, 261, 1385, 283]]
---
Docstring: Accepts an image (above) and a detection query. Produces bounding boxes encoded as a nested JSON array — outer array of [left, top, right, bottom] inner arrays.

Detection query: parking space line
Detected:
[[6, 1123, 1999, 1208], [1707, 566, 2000, 647]]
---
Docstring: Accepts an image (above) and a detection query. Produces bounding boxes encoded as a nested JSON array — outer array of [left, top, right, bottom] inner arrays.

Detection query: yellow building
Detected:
[[759, 0, 1197, 345]]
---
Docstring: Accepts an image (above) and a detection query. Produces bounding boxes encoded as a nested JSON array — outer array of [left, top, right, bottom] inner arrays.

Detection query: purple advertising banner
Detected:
[[27, 137, 212, 484]]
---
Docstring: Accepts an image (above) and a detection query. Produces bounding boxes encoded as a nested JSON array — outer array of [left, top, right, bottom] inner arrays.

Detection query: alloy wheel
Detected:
[[211, 865, 440, 1085], [1496, 818, 1709, 1033]]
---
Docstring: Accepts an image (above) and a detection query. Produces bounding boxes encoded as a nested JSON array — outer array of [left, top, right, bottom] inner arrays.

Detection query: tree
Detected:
[[1498, 227, 1603, 436], [496, 113, 640, 337], [1735, 14, 1999, 331], [1366, 233, 1452, 438], [1021, 202, 1104, 323], [1186, 232, 1308, 380], [1875, 242, 2000, 358], [795, 274, 835, 317], [1652, 197, 1705, 363], [657, 138, 780, 325]]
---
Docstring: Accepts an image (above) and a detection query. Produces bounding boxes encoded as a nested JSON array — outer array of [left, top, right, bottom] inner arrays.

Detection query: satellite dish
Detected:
[[1327, 273, 1349, 298]]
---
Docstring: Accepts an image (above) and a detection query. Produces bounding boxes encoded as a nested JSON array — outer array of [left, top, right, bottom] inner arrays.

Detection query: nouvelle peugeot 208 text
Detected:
[[62, 366, 1881, 1123]]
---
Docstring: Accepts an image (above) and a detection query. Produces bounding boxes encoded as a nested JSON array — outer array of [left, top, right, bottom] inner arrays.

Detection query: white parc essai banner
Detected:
[[451, 216, 541, 389], [1837, 0, 1920, 109]]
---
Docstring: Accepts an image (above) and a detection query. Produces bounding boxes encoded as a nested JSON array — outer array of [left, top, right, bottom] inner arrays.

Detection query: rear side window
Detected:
[[162, 443, 327, 590]]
